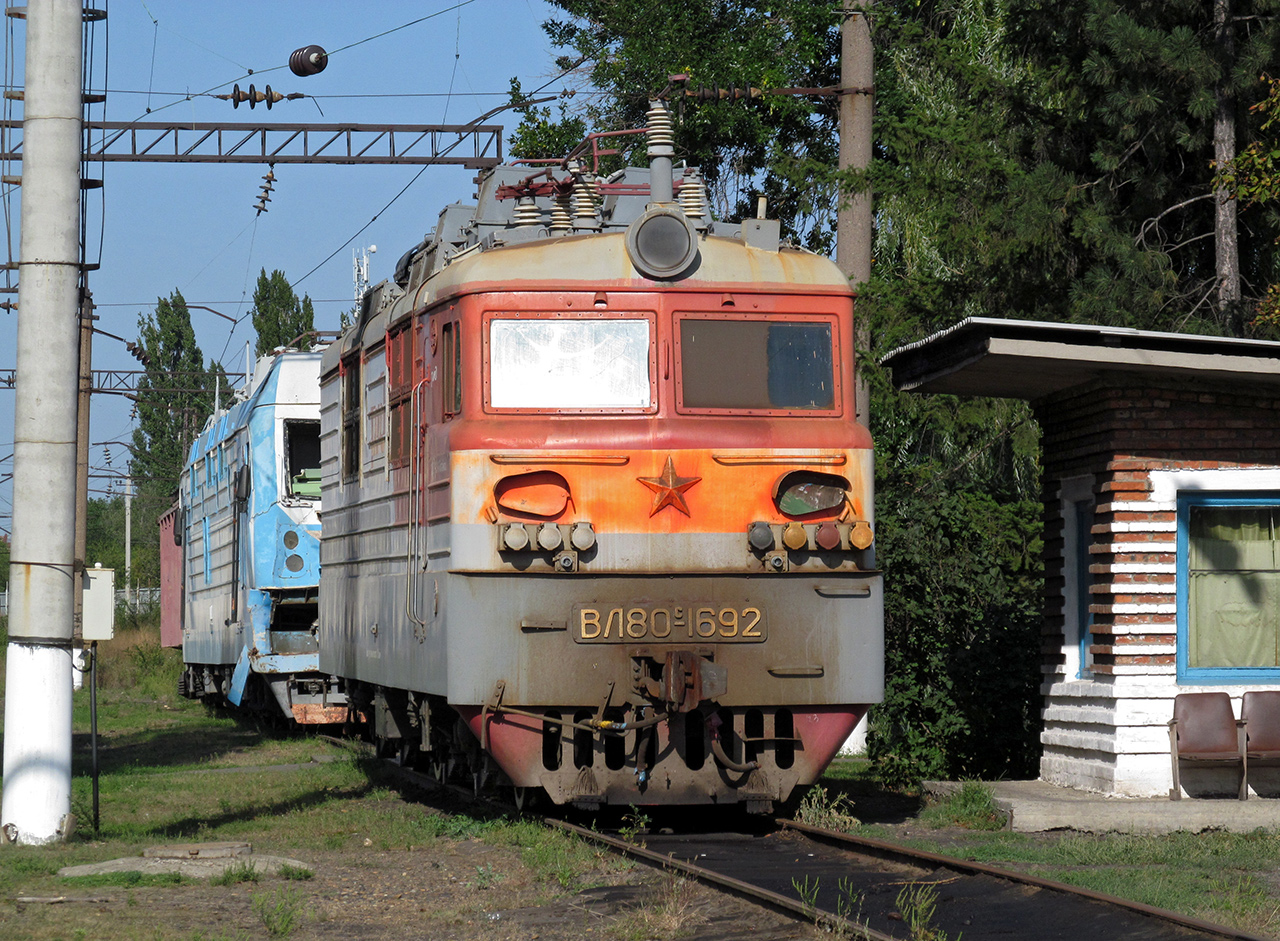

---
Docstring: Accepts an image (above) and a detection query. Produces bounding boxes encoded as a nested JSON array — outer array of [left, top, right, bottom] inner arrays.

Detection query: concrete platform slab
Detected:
[[59, 841, 310, 880], [925, 779, 1280, 834]]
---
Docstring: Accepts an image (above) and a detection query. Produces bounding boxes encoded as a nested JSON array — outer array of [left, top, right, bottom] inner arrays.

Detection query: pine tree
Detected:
[[250, 268, 315, 358], [1219, 75, 1280, 332], [1010, 0, 1280, 335]]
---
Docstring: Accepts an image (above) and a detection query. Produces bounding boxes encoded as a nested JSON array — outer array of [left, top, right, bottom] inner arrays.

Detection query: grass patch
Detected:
[[276, 863, 314, 881], [209, 859, 260, 885], [486, 817, 626, 889], [61, 870, 192, 888], [794, 785, 861, 830], [251, 886, 305, 937], [918, 781, 1006, 830], [611, 871, 706, 940], [894, 827, 1280, 935]]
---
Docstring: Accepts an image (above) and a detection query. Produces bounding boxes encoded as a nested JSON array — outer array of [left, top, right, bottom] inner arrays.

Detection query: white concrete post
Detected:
[[1, 0, 84, 845]]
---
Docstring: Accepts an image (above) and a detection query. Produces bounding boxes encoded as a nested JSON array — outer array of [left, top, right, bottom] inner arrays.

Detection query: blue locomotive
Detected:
[[167, 347, 349, 723]]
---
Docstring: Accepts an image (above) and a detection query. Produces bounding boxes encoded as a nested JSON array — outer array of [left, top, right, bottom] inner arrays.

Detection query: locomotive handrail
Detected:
[[711, 453, 848, 465], [488, 453, 630, 465], [405, 378, 431, 630]]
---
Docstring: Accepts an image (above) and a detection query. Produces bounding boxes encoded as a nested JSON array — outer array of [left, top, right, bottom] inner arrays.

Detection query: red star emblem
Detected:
[[638, 456, 702, 517]]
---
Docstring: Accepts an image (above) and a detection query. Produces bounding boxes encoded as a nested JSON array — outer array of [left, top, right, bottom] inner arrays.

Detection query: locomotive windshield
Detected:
[[488, 318, 652, 409], [678, 317, 837, 412]]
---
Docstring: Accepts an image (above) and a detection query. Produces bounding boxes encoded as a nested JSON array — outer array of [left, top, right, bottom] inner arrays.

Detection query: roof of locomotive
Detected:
[[326, 163, 851, 369]]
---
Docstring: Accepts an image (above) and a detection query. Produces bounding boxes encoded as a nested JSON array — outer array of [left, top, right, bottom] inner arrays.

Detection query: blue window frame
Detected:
[[1071, 498, 1093, 678], [1177, 491, 1280, 684]]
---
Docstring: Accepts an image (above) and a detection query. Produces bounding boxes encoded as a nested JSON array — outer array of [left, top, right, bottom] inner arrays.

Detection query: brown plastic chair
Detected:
[[1242, 691, 1280, 765], [1168, 692, 1247, 801]]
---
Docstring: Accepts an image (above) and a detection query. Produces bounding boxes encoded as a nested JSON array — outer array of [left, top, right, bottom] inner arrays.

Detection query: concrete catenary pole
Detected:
[[1, 0, 84, 845], [838, 5, 875, 757], [124, 474, 132, 602], [837, 5, 873, 428]]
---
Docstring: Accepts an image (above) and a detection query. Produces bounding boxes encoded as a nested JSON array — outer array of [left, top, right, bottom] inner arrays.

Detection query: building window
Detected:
[[1177, 492, 1280, 683]]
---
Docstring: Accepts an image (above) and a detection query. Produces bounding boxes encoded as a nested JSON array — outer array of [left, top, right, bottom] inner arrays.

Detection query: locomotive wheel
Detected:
[[429, 755, 448, 786], [396, 738, 417, 768], [511, 786, 538, 813]]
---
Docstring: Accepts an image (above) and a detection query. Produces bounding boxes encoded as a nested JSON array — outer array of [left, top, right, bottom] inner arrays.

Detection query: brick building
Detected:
[[882, 318, 1280, 797]]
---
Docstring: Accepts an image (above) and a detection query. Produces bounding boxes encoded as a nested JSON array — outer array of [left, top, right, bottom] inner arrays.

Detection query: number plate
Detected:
[[572, 604, 767, 643]]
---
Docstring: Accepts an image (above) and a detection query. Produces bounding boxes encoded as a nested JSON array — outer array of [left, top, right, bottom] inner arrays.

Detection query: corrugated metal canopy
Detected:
[[880, 318, 1280, 400]]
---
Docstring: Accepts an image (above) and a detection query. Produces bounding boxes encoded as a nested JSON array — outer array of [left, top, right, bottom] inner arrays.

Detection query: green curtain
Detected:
[[1188, 507, 1280, 668]]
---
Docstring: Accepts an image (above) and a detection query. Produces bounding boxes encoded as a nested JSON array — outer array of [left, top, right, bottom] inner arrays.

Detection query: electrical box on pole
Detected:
[[82, 566, 114, 642]]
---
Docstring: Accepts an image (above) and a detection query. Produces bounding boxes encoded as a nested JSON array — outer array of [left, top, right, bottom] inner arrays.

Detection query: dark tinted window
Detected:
[[679, 318, 834, 411]]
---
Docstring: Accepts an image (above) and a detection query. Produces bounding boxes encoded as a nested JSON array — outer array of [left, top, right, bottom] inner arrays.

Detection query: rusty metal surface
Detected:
[[290, 703, 348, 725]]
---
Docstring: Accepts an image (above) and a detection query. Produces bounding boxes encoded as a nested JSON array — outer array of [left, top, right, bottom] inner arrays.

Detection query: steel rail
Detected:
[[545, 817, 893, 939], [782, 818, 1269, 941]]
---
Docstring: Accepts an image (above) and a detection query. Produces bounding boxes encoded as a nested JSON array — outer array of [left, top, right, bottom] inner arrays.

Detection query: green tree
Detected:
[[1219, 75, 1280, 330], [84, 495, 125, 573], [507, 77, 588, 161], [1010, 0, 1280, 335], [129, 290, 223, 586], [538, 0, 841, 249], [250, 268, 315, 358], [869, 380, 1044, 786]]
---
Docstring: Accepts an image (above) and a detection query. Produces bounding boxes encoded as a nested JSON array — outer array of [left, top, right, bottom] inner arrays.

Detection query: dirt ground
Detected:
[[12, 840, 826, 941]]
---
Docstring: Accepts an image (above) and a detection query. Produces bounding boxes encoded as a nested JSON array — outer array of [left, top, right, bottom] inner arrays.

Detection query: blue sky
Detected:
[[1, 0, 569, 537]]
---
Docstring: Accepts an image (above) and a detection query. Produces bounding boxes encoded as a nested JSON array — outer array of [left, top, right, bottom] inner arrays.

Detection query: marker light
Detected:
[[537, 523, 564, 551], [502, 523, 530, 551], [570, 521, 596, 551], [748, 521, 775, 552]]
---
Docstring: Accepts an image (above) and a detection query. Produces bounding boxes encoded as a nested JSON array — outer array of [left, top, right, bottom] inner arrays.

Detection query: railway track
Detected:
[[356, 744, 1270, 941], [553, 817, 1271, 941]]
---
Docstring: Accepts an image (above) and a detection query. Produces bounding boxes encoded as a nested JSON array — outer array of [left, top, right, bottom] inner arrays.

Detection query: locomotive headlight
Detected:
[[625, 207, 699, 280], [774, 471, 850, 518]]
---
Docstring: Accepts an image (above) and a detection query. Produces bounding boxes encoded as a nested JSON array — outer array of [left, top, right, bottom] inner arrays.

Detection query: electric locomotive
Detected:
[[319, 103, 883, 811], [166, 347, 349, 724]]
